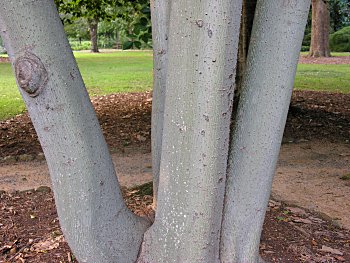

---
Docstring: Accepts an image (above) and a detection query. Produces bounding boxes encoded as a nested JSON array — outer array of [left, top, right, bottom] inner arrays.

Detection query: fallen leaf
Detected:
[[335, 255, 346, 261], [31, 235, 64, 252], [319, 245, 343, 256], [291, 217, 313, 224], [287, 207, 308, 216]]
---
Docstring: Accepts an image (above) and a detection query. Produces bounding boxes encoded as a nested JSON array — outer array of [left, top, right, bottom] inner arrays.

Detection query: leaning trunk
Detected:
[[0, 2, 149, 263], [220, 0, 311, 262], [89, 18, 99, 53], [309, 0, 330, 57]]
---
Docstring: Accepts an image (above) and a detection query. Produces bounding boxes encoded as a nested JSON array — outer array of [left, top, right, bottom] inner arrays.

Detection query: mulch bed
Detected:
[[299, 55, 350, 65], [1, 185, 349, 263], [1, 90, 349, 160], [0, 57, 9, 63]]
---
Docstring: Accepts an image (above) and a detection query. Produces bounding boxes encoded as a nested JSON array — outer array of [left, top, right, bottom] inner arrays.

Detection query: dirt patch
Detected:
[[1, 140, 349, 230], [299, 55, 350, 64]]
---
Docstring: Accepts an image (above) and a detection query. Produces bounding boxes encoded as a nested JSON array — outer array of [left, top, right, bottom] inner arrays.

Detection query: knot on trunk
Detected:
[[15, 52, 48, 97]]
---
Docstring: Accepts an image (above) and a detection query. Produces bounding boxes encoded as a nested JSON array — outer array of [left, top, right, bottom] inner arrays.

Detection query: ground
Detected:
[[1, 55, 350, 262]]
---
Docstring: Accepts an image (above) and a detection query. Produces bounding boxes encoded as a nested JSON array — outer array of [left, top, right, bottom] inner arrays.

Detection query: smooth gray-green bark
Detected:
[[138, 0, 242, 262], [150, 0, 170, 208], [0, 1, 149, 263], [220, 0, 311, 262]]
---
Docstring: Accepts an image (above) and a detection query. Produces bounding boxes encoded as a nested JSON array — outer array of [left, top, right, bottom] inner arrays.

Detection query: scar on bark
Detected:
[[15, 51, 48, 97]]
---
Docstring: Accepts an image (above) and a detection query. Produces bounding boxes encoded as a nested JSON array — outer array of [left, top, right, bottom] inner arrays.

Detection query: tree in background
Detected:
[[0, 0, 310, 262], [54, 0, 116, 52], [55, 0, 151, 51], [309, 0, 331, 57]]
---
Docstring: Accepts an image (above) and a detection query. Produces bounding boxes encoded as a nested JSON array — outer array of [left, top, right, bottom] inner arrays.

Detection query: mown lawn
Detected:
[[0, 51, 349, 120], [0, 51, 153, 120], [295, 64, 350, 93]]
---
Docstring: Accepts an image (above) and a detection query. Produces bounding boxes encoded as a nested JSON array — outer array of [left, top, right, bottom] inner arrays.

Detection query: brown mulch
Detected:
[[1, 186, 349, 263], [299, 55, 350, 64], [0, 57, 9, 63], [1, 90, 349, 159]]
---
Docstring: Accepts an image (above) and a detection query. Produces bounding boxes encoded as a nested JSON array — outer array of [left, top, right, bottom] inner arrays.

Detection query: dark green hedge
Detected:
[[330, 26, 350, 52]]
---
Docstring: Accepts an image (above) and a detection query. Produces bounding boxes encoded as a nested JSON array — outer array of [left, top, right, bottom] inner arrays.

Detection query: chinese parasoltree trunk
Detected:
[[0, 0, 310, 262]]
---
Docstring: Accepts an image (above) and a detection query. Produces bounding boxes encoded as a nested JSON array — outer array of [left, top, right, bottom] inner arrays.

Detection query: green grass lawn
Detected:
[[295, 64, 350, 93], [0, 51, 349, 120], [0, 51, 153, 120]]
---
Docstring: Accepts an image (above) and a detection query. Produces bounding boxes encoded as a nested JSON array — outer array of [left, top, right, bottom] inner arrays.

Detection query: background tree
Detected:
[[309, 0, 331, 57], [0, 0, 310, 262], [55, 0, 151, 51], [54, 0, 117, 52]]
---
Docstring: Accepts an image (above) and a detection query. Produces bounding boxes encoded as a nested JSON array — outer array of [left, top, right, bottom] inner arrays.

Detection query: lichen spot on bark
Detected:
[[15, 52, 48, 97]]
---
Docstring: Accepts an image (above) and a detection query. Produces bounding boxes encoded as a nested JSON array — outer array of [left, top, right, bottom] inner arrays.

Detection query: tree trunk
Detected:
[[0, 2, 149, 263], [150, 0, 170, 208], [221, 0, 311, 261], [138, 0, 243, 261], [115, 30, 120, 49], [89, 18, 99, 53], [309, 0, 331, 57]]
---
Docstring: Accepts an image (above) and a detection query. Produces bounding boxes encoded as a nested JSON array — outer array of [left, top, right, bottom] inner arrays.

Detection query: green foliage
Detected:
[[54, 0, 116, 23], [301, 46, 310, 52], [329, 0, 350, 31], [64, 18, 89, 39], [130, 182, 153, 196], [55, 0, 152, 50], [340, 174, 350, 180], [117, 1, 152, 49], [69, 40, 92, 50], [330, 26, 350, 52]]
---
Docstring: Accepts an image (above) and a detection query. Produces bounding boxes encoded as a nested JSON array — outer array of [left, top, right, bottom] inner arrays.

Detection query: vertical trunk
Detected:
[[221, 0, 311, 262], [115, 30, 120, 49], [150, 0, 171, 208], [309, 0, 330, 57], [89, 18, 99, 53], [138, 0, 243, 262], [0, 2, 149, 263]]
